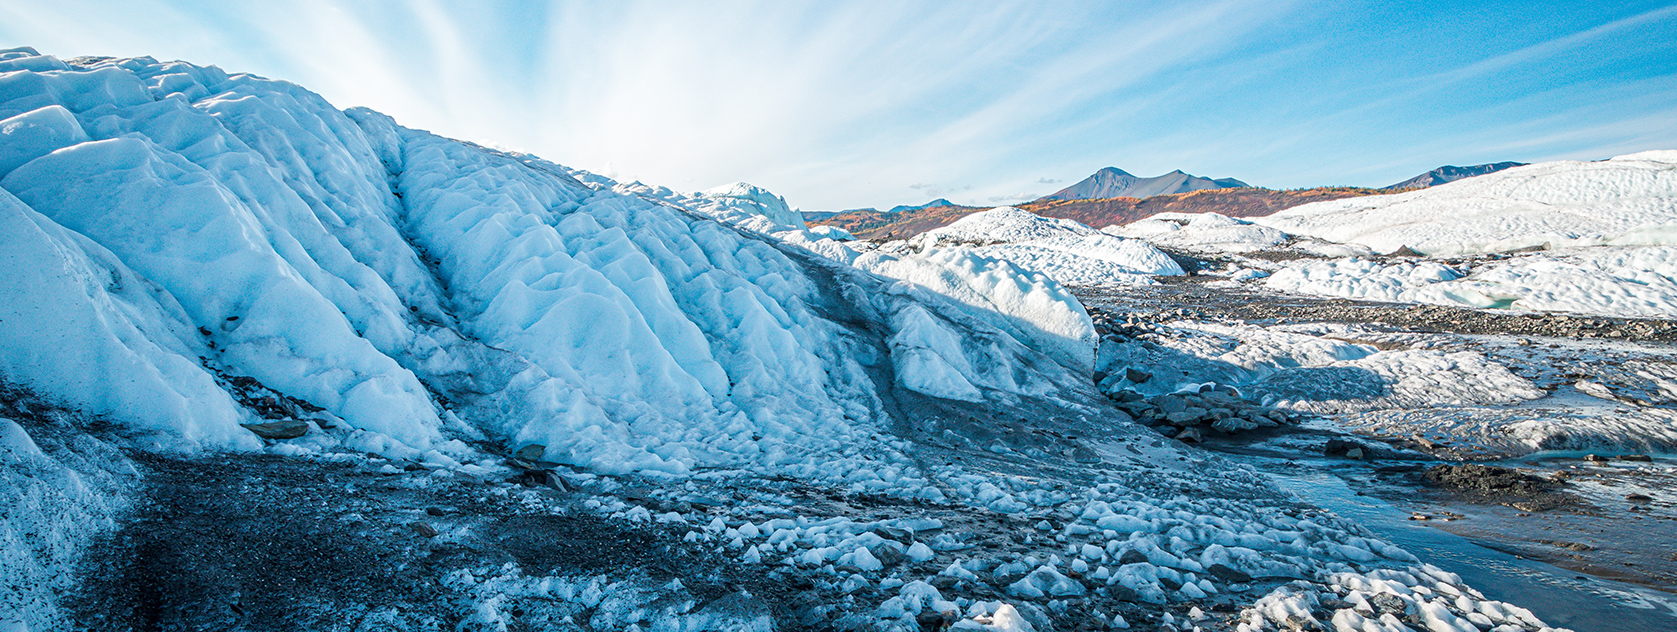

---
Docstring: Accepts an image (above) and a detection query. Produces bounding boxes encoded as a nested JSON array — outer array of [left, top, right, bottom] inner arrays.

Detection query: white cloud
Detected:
[[0, 0, 1671, 205]]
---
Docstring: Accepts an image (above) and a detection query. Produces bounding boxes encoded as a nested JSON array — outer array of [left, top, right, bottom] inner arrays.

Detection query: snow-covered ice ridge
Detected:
[[0, 46, 1098, 472]]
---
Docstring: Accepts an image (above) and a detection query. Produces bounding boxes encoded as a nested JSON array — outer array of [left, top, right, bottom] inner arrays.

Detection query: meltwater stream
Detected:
[[1266, 466, 1677, 632]]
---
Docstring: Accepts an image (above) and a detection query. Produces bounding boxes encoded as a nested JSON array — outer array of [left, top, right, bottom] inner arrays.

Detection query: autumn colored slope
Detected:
[[813, 187, 1392, 241]]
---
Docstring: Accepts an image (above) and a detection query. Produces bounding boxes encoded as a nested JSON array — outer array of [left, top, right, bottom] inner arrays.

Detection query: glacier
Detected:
[[0, 45, 1628, 632], [0, 47, 1100, 476]]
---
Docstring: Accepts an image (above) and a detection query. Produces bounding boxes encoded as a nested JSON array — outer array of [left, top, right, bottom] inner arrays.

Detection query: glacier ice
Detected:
[[1255, 152, 1677, 257], [0, 48, 1098, 475]]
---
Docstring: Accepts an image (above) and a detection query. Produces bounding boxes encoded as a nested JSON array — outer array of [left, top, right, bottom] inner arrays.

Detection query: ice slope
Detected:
[[0, 47, 1095, 476], [1256, 151, 1677, 256], [850, 248, 1099, 378], [0, 188, 257, 450], [901, 207, 1184, 286]]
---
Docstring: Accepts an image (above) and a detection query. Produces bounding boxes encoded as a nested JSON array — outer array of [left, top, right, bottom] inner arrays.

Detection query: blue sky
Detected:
[[3, 1, 1674, 210]]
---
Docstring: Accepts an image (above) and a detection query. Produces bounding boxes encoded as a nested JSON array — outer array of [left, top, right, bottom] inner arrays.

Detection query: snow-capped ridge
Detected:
[[1256, 151, 1677, 257]]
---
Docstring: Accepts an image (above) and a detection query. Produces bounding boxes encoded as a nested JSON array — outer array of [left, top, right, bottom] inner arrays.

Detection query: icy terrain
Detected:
[[1076, 154, 1677, 320], [11, 43, 1676, 632], [855, 207, 1185, 287], [0, 46, 1595, 632], [1254, 152, 1677, 257]]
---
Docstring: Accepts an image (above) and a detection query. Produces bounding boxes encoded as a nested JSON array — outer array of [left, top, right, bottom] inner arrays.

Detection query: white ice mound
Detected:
[[903, 207, 1182, 286], [608, 179, 812, 237], [806, 224, 854, 241], [912, 206, 1095, 247], [1256, 152, 1677, 256], [0, 49, 1096, 476], [855, 248, 1098, 374], [0, 189, 257, 451], [1105, 212, 1290, 254], [684, 181, 806, 233], [0, 105, 91, 176], [699, 181, 803, 225]]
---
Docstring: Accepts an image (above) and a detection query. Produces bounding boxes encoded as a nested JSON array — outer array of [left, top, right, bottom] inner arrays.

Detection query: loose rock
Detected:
[[240, 420, 308, 440]]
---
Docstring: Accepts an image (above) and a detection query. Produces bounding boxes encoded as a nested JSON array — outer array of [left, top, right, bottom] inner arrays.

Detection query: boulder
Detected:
[[515, 444, 546, 461], [1206, 563, 1252, 583], [241, 420, 308, 440], [1323, 438, 1372, 458], [870, 543, 908, 568], [1152, 395, 1187, 415], [872, 526, 914, 544], [1166, 411, 1202, 426]]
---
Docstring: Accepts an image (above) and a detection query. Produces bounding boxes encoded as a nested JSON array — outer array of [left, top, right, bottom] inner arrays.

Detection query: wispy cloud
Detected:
[[0, 0, 1672, 206]]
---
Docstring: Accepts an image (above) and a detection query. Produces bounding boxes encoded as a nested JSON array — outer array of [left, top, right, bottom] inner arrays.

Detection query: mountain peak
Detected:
[[886, 198, 958, 213], [1382, 161, 1525, 190], [1040, 167, 1247, 201]]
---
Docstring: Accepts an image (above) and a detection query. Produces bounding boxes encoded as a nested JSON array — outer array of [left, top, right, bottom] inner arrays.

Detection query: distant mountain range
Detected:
[[803, 198, 958, 222], [887, 198, 956, 213], [1038, 167, 1248, 201], [1382, 162, 1525, 190], [811, 187, 1386, 241], [806, 160, 1524, 241]]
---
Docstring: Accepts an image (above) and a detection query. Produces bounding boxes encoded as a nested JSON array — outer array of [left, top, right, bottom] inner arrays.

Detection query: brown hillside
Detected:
[[811, 187, 1391, 241]]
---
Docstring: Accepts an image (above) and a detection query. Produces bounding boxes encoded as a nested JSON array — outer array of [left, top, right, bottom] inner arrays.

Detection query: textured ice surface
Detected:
[[1263, 247, 1677, 318], [853, 247, 1098, 371], [1256, 151, 1677, 256], [881, 207, 1184, 286], [1098, 321, 1545, 414], [0, 47, 1587, 632], [0, 417, 136, 631], [0, 50, 1091, 476]]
